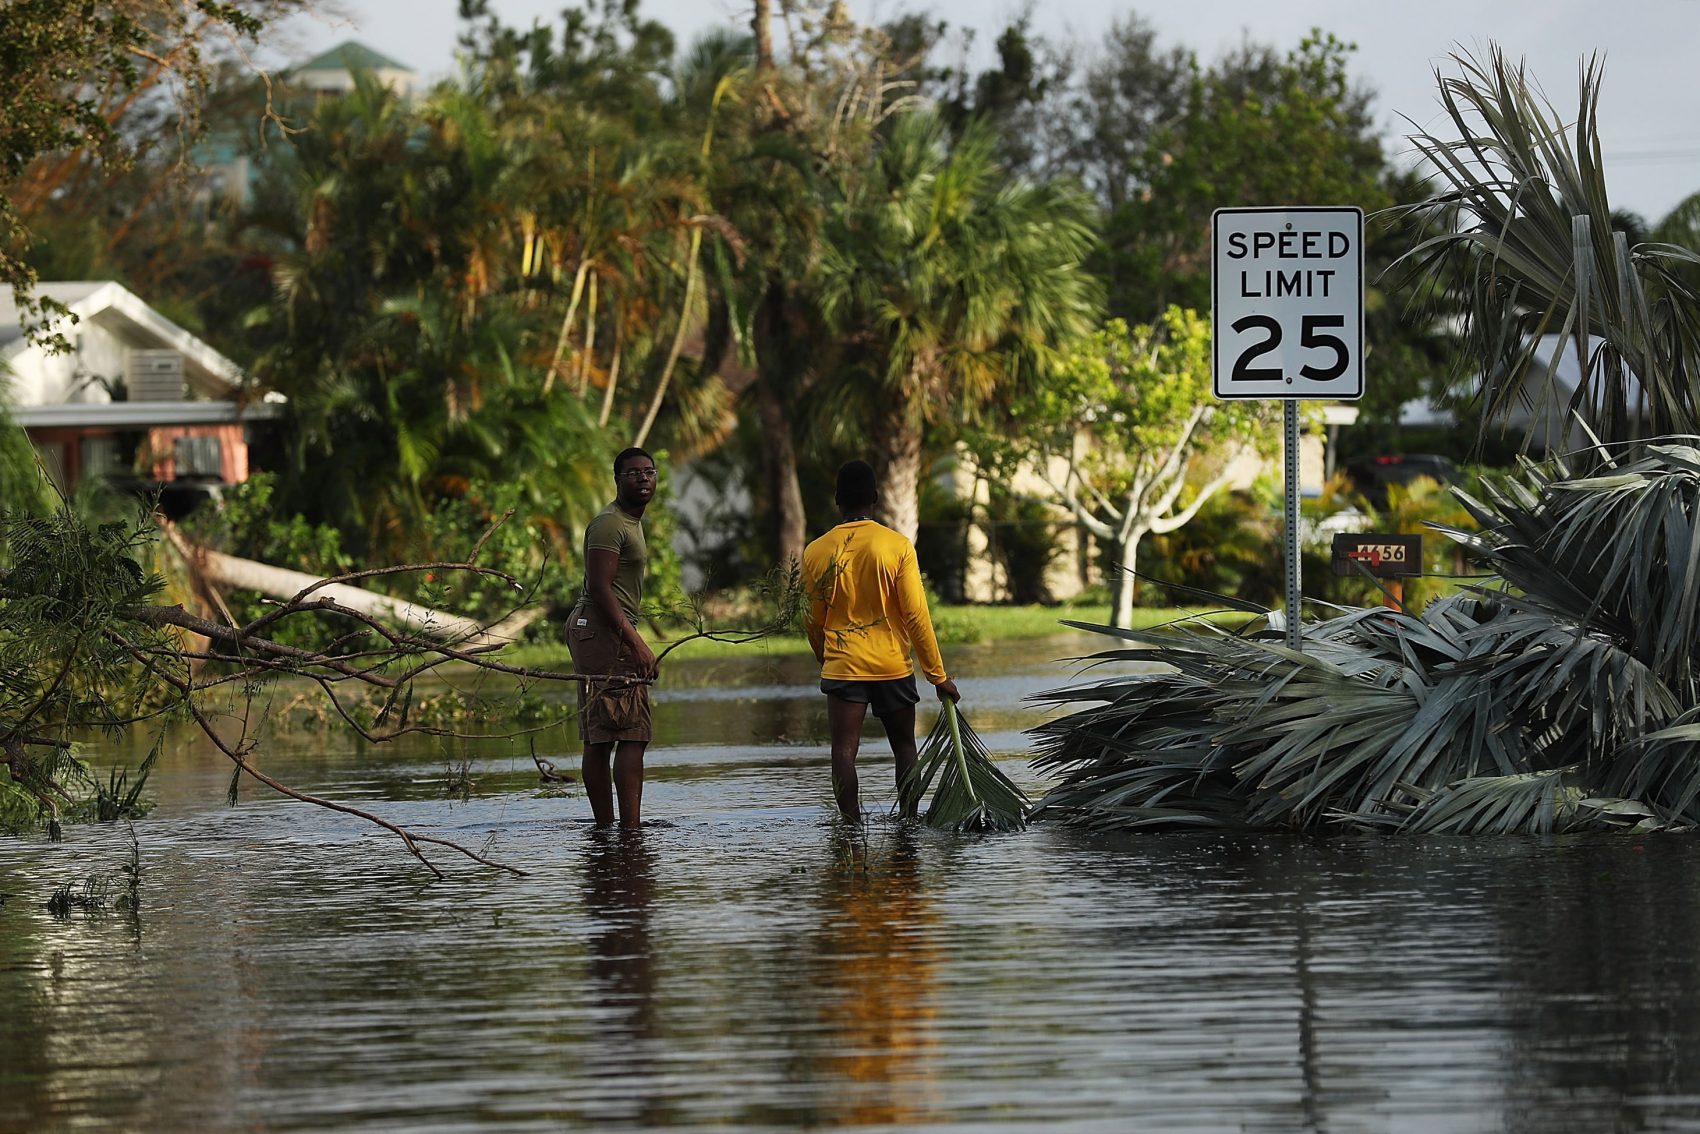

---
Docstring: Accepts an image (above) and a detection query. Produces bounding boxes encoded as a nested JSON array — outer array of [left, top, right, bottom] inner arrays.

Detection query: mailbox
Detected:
[[1331, 533, 1421, 577]]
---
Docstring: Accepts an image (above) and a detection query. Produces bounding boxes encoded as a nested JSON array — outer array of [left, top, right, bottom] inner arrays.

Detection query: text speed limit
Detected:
[[1211, 207, 1364, 401]]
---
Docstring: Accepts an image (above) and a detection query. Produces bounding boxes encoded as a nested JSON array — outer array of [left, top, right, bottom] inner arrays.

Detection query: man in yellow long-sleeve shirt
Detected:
[[803, 460, 961, 820]]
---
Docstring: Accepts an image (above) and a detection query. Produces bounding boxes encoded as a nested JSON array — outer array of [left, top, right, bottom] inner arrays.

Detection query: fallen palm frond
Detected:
[[1029, 441, 1700, 836], [898, 701, 1029, 832]]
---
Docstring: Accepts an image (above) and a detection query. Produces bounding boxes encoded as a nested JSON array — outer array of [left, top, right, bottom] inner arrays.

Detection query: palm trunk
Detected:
[[597, 307, 624, 428], [543, 259, 592, 394], [576, 272, 598, 398], [756, 375, 806, 567], [752, 0, 775, 70], [870, 398, 922, 544], [752, 282, 806, 567], [633, 227, 702, 448]]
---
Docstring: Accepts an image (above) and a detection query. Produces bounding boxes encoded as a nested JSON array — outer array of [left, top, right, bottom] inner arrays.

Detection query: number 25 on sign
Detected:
[[1211, 207, 1364, 402]]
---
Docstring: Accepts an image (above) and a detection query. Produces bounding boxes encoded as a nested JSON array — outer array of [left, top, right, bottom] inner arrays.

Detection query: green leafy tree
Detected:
[[448, 6, 743, 457], [708, 90, 824, 567], [0, 0, 308, 342], [977, 309, 1275, 627], [457, 0, 675, 121], [0, 502, 653, 873], [0, 410, 54, 521], [698, 8, 907, 568], [0, 509, 169, 836], [244, 77, 625, 559], [1043, 13, 1190, 212], [1103, 32, 1388, 321]]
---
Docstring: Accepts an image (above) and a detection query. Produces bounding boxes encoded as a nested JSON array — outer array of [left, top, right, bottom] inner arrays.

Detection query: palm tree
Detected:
[[248, 76, 612, 558], [1396, 45, 1700, 447], [814, 111, 1100, 541], [689, 42, 822, 567]]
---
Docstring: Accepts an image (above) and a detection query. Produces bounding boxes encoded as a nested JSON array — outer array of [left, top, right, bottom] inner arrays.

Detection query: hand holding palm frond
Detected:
[[898, 701, 1029, 832]]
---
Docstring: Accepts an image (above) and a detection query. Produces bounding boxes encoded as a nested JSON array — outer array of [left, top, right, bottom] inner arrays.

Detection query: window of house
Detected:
[[173, 435, 223, 479]]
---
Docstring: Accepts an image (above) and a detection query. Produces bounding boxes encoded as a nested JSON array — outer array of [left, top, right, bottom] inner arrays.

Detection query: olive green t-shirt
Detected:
[[578, 501, 647, 622]]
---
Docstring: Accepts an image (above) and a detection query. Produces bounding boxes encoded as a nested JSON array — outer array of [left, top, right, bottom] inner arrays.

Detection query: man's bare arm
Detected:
[[585, 547, 657, 677]]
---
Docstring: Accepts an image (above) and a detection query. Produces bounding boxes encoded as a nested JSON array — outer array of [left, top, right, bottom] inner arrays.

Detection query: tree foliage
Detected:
[[1102, 32, 1388, 320], [814, 111, 1100, 542], [1398, 46, 1700, 447], [0, 502, 630, 872], [242, 54, 717, 561], [0, 0, 308, 342], [972, 309, 1274, 627]]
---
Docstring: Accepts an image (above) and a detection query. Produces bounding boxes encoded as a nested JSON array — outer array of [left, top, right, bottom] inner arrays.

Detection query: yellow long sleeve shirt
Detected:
[[802, 520, 948, 685]]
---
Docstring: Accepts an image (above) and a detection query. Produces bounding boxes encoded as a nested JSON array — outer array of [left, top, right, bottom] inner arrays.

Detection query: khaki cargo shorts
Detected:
[[566, 604, 653, 745]]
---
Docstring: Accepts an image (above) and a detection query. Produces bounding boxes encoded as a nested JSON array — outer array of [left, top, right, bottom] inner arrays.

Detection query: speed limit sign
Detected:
[[1211, 206, 1363, 401]]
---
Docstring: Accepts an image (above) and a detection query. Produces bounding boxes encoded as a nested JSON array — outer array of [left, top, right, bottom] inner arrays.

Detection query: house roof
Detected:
[[8, 399, 284, 429], [295, 41, 412, 74], [0, 282, 107, 347], [1399, 334, 1647, 430], [0, 280, 247, 398]]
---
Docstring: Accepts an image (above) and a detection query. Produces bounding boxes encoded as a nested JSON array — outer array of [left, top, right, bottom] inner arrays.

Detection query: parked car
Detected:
[[1346, 453, 1460, 509]]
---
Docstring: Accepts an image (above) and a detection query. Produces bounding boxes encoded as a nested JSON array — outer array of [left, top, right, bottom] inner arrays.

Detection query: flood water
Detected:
[[5, 634, 1700, 1132]]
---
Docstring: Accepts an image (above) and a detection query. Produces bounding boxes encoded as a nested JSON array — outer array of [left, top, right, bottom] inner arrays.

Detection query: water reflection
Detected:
[[1494, 838, 1700, 1132], [579, 829, 662, 1127], [13, 640, 1700, 1131], [808, 826, 939, 1127]]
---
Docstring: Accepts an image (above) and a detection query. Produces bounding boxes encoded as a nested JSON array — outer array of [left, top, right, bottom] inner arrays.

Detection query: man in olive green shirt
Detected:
[[567, 446, 659, 827]]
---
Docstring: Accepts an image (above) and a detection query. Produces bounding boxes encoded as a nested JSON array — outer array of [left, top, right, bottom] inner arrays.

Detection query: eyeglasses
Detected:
[[618, 468, 659, 481]]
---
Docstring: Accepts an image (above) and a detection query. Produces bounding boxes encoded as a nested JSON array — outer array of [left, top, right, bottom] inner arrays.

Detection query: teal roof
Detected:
[[295, 41, 412, 74]]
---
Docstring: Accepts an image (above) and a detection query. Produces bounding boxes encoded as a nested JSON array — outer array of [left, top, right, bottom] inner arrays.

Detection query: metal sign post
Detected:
[[1283, 400, 1302, 652], [1211, 206, 1365, 653]]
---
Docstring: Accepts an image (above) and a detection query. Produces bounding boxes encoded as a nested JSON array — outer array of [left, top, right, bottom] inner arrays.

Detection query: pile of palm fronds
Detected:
[[1031, 441, 1700, 835], [899, 701, 1030, 831]]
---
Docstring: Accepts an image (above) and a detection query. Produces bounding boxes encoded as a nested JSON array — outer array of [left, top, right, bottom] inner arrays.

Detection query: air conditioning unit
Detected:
[[127, 350, 184, 401]]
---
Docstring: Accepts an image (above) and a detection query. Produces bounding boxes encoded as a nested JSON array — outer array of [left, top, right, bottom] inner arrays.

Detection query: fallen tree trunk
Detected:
[[5, 510, 805, 876], [162, 525, 544, 649]]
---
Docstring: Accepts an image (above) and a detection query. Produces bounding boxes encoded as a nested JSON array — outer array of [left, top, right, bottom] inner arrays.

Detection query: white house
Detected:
[[942, 402, 1358, 602], [1, 281, 282, 493], [1398, 334, 1636, 451]]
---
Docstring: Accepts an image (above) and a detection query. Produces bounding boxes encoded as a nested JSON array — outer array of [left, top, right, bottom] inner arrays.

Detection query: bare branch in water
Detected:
[[2, 510, 799, 877]]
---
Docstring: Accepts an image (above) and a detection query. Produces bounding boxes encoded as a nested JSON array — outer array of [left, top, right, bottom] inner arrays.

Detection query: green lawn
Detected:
[[501, 604, 1249, 667]]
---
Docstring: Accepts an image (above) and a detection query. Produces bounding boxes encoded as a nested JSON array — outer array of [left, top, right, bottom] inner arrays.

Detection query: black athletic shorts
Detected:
[[820, 674, 921, 719]]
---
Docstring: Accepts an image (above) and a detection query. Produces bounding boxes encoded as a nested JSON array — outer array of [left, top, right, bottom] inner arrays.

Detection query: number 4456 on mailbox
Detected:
[[1330, 533, 1422, 578]]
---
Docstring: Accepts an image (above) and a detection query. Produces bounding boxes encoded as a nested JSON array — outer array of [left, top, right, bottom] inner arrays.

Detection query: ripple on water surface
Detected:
[[4, 640, 1700, 1131]]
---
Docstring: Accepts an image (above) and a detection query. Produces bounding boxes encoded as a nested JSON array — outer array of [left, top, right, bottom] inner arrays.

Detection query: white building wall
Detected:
[[297, 67, 417, 98], [6, 317, 134, 406], [940, 447, 1093, 604]]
